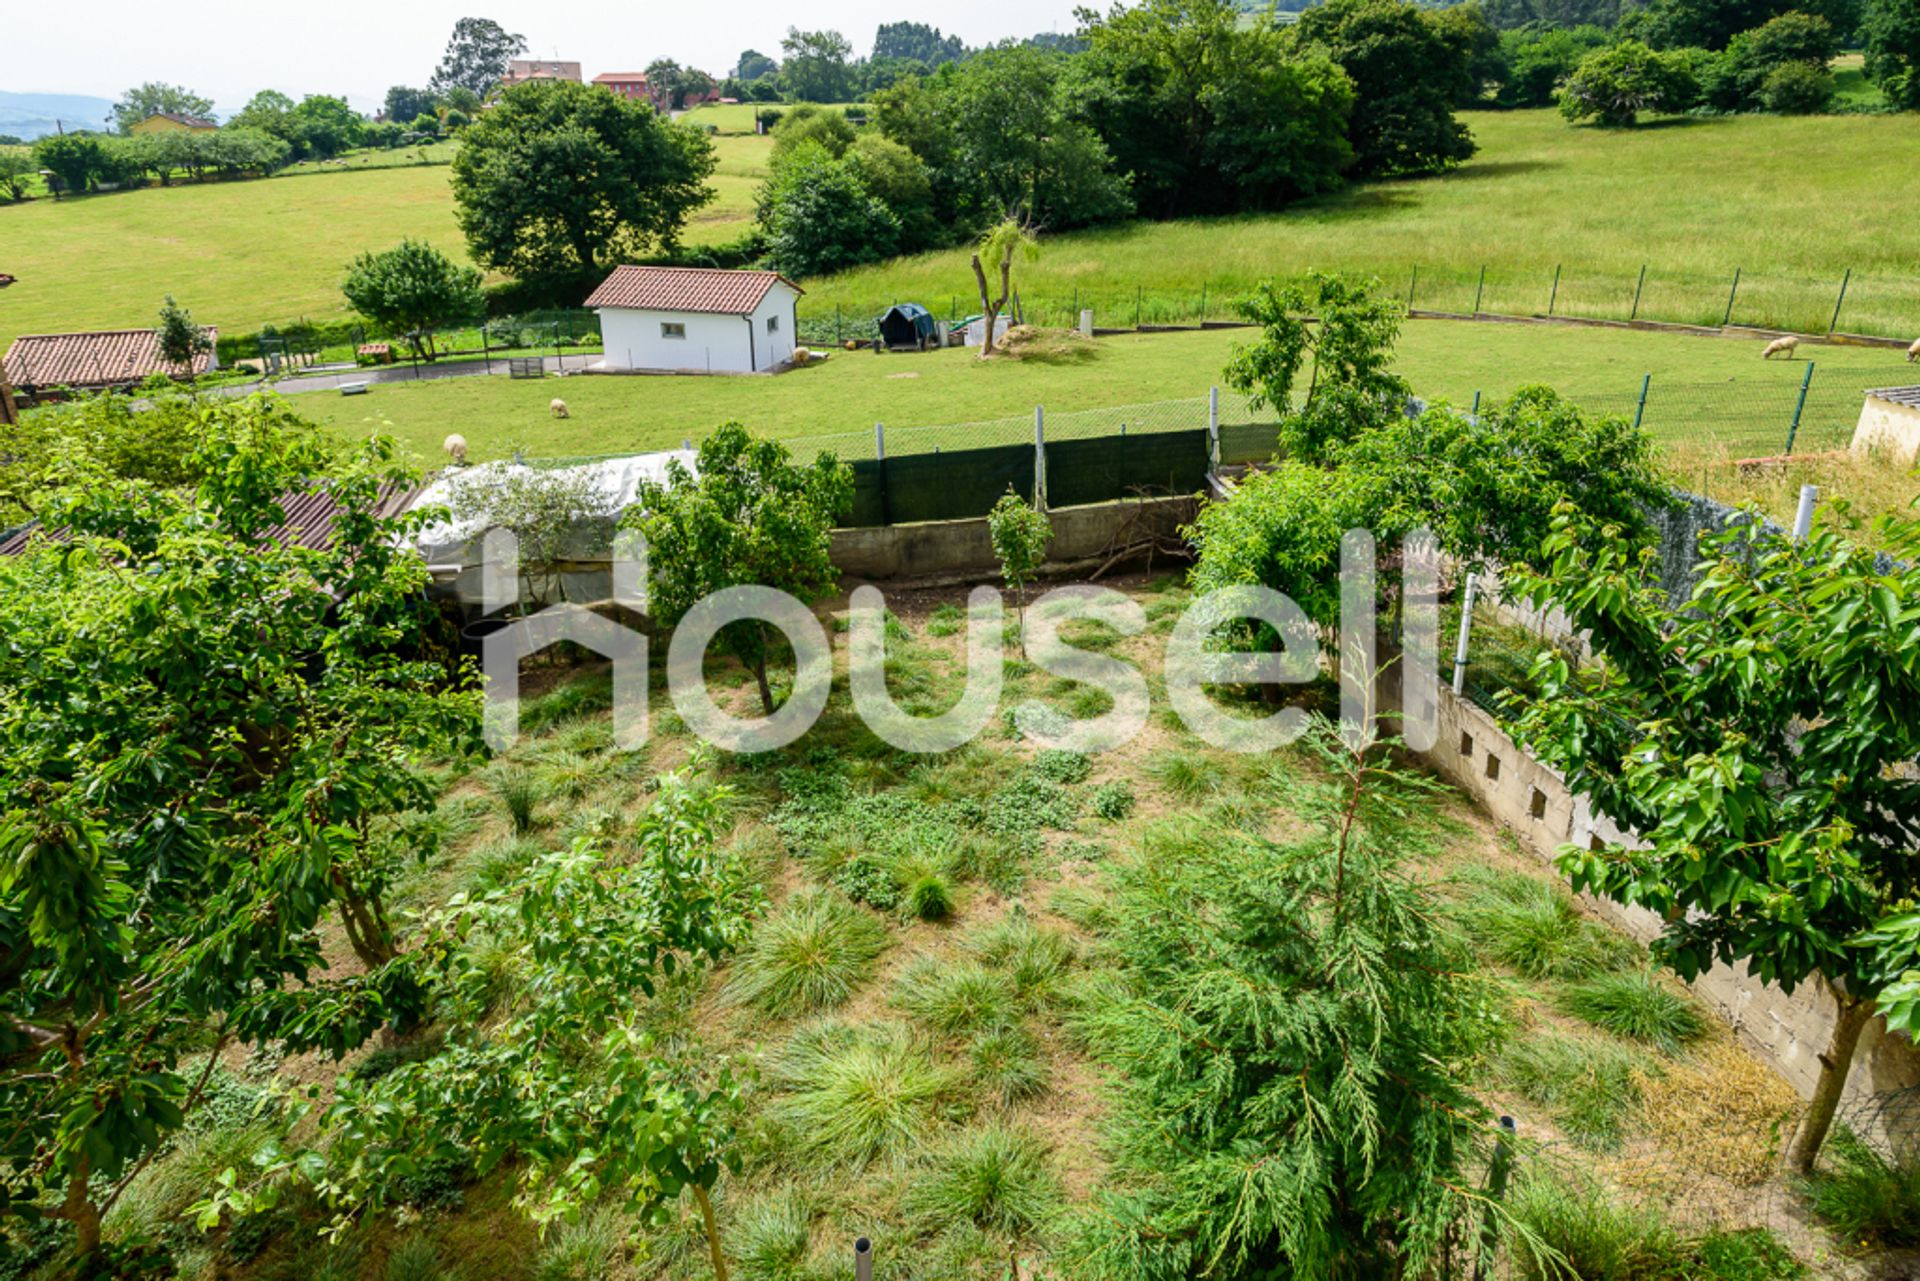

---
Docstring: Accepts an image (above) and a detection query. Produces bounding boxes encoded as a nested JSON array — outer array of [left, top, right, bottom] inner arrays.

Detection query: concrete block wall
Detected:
[[1422, 683, 1920, 1111]]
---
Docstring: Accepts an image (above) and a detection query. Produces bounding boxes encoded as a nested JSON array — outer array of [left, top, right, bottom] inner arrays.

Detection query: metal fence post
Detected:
[[875, 422, 890, 526], [1408, 266, 1418, 313], [1828, 268, 1851, 337], [1034, 407, 1047, 511], [1451, 572, 1478, 696], [1629, 265, 1648, 321], [1135, 286, 1142, 328], [1633, 373, 1650, 432], [1207, 387, 1220, 473], [1199, 281, 1207, 323], [1784, 362, 1813, 455], [1471, 264, 1486, 316], [1547, 263, 1560, 317], [1722, 267, 1742, 327], [1471, 390, 1481, 416]]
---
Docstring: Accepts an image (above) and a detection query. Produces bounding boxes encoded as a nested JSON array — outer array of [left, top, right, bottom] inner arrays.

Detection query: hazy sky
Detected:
[[6, 2, 1088, 114]]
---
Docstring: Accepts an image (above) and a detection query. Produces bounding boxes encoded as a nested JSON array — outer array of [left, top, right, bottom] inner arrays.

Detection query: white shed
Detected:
[[588, 266, 803, 374]]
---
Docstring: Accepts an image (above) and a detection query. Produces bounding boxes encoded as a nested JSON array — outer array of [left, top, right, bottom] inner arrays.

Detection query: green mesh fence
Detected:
[[1044, 431, 1211, 508]]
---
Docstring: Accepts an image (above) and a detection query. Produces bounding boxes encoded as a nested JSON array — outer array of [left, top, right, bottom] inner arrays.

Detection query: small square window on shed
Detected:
[[1484, 754, 1502, 782], [1530, 788, 1549, 820], [767, 315, 780, 333], [1459, 732, 1474, 757], [661, 322, 686, 339]]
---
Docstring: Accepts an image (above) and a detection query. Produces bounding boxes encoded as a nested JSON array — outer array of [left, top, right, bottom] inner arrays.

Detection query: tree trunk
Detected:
[[752, 655, 775, 717], [1783, 988, 1875, 1175], [338, 894, 396, 970], [971, 251, 1010, 359], [61, 1157, 101, 1256], [695, 1184, 730, 1281]]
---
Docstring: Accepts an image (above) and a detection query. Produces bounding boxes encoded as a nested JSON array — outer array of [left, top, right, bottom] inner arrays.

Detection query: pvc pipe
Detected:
[[1793, 484, 1818, 542], [854, 1237, 873, 1281]]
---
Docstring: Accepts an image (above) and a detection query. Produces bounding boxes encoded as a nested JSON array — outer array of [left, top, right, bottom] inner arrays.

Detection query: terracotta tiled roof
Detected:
[[585, 266, 803, 316], [146, 112, 218, 128], [0, 481, 421, 558], [4, 328, 218, 390], [592, 72, 650, 83]]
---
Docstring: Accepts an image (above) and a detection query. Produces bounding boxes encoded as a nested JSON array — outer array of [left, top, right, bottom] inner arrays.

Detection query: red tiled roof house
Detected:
[[4, 328, 219, 399], [586, 266, 801, 374]]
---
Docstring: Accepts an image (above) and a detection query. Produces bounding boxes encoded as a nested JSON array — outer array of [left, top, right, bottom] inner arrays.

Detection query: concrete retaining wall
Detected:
[[829, 494, 1196, 583], [1421, 681, 1920, 1109]]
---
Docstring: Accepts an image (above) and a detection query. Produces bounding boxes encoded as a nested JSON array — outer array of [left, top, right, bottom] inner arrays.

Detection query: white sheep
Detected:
[[1907, 337, 1919, 363], [1762, 335, 1799, 359], [550, 398, 570, 419], [443, 433, 469, 465]]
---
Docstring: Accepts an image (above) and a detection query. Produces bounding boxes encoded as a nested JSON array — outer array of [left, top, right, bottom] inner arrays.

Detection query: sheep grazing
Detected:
[[443, 433, 468, 465], [550, 398, 570, 419], [1908, 337, 1919, 363], [1762, 335, 1799, 360]]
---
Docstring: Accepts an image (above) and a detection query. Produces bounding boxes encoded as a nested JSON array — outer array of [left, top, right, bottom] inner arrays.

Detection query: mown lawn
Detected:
[[305, 319, 1916, 462]]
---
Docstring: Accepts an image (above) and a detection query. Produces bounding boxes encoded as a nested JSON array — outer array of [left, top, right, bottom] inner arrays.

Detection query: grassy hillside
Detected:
[[806, 110, 1920, 340], [5, 108, 1917, 354]]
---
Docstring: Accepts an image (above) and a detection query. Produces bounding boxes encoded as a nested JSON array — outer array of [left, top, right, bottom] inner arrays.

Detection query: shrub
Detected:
[[1091, 779, 1136, 821], [727, 890, 889, 1016], [1800, 1128, 1920, 1248], [1500, 1031, 1646, 1151], [1557, 970, 1708, 1054], [770, 1021, 961, 1165], [1759, 60, 1834, 113], [895, 960, 1017, 1036], [968, 1024, 1049, 1106], [903, 1125, 1060, 1237], [1558, 41, 1699, 126]]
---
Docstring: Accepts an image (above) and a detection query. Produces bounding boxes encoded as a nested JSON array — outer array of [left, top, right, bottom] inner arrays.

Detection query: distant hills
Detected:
[[0, 92, 116, 141]]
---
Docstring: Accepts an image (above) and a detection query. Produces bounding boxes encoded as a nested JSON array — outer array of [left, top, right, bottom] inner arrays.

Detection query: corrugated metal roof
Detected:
[[1867, 386, 1920, 410], [4, 328, 218, 390], [0, 481, 421, 557], [585, 266, 802, 316]]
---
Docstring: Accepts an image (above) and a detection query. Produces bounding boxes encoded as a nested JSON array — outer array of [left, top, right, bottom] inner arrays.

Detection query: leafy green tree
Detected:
[[761, 141, 901, 277], [1431, 2, 1509, 105], [229, 89, 298, 147], [735, 48, 780, 80], [1069, 722, 1496, 1277], [32, 132, 109, 194], [1759, 57, 1836, 108], [848, 133, 940, 250], [873, 21, 968, 64], [1069, 0, 1355, 217], [1495, 25, 1612, 106], [341, 239, 484, 361], [289, 94, 363, 159], [781, 27, 856, 101], [200, 773, 754, 1274], [988, 488, 1052, 657], [970, 219, 1040, 358], [452, 80, 715, 299], [1503, 503, 1920, 1174], [1, 147, 39, 201], [768, 103, 857, 169], [384, 85, 438, 124], [431, 16, 528, 98], [155, 294, 212, 377], [111, 81, 214, 133], [1862, 0, 1920, 106], [1293, 0, 1478, 176], [625, 423, 852, 715], [1558, 40, 1700, 123], [1703, 10, 1839, 107], [0, 405, 479, 1260], [1621, 0, 1858, 48], [1225, 272, 1410, 462]]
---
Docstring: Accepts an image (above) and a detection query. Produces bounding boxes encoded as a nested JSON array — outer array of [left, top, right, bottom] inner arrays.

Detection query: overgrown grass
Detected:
[[902, 1125, 1059, 1238], [1800, 1128, 1920, 1249], [1499, 1030, 1647, 1152], [530, 1206, 625, 1281], [893, 960, 1016, 1037], [1507, 1173, 1806, 1280], [768, 1021, 962, 1166], [1557, 971, 1708, 1055], [726, 891, 889, 1017], [1453, 866, 1640, 981], [967, 1024, 1049, 1106], [729, 1186, 818, 1281]]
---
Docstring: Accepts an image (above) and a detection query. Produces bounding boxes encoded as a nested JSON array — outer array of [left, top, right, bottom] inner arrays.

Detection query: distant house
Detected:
[[1854, 386, 1920, 467], [504, 59, 583, 88], [3, 327, 219, 399], [588, 266, 800, 374], [591, 72, 651, 102], [130, 112, 218, 135]]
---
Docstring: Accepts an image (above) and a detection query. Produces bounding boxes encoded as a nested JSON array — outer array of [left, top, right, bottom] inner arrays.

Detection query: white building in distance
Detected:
[[587, 266, 802, 374]]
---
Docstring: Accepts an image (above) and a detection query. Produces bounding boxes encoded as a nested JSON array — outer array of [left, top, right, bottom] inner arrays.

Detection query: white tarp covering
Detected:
[[410, 449, 698, 567]]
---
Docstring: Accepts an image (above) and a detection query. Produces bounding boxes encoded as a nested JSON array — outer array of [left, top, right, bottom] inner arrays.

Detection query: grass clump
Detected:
[[531, 1205, 625, 1281], [1499, 1030, 1646, 1151], [1453, 866, 1638, 981], [1149, 750, 1213, 800], [383, 1235, 456, 1281], [770, 1021, 961, 1166], [1800, 1128, 1920, 1248], [1557, 970, 1708, 1054], [903, 1124, 1060, 1237], [968, 1024, 1049, 1106], [1507, 1172, 1680, 1280], [902, 868, 957, 922], [965, 909, 1074, 1005], [489, 766, 549, 834], [730, 1186, 818, 1281], [1091, 779, 1135, 820], [926, 602, 966, 638], [727, 890, 889, 1017], [895, 959, 1017, 1036]]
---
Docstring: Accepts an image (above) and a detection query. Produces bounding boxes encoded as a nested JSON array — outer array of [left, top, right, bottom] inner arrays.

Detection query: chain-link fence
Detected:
[[801, 262, 1920, 347], [222, 308, 604, 372]]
